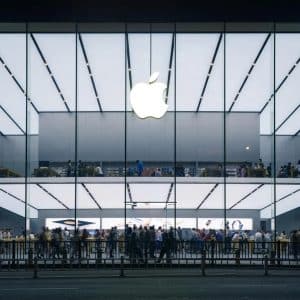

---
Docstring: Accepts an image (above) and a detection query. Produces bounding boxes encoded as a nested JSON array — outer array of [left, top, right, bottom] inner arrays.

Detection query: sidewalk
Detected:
[[1, 266, 300, 279]]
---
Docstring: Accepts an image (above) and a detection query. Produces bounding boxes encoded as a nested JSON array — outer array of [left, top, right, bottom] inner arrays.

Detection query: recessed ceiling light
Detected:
[[245, 146, 250, 150]]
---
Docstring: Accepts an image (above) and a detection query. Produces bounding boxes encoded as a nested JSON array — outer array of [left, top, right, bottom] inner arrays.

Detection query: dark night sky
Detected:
[[1, 0, 300, 22]]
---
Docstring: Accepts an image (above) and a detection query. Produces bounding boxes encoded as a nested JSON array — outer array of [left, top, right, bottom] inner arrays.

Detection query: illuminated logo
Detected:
[[130, 72, 168, 119]]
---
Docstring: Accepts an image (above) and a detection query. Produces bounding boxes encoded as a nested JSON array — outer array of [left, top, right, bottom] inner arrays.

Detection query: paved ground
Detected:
[[0, 268, 300, 300]]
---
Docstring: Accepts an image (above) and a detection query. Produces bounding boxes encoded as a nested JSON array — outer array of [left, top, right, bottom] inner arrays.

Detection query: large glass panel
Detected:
[[77, 31, 125, 178], [0, 31, 26, 176], [275, 29, 300, 245], [176, 28, 225, 245], [0, 184, 36, 238], [176, 32, 224, 178], [125, 26, 176, 253], [76, 28, 126, 244], [27, 28, 76, 245], [0, 26, 27, 243], [3, 21, 300, 265], [225, 30, 275, 245]]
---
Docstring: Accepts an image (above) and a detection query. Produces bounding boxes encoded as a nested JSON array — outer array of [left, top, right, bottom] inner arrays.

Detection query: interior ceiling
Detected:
[[0, 183, 299, 217], [0, 33, 300, 135]]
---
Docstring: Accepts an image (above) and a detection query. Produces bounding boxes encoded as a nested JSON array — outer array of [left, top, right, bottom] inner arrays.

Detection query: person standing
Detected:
[[144, 226, 151, 261], [67, 160, 72, 177], [63, 227, 70, 241], [155, 226, 163, 252], [129, 225, 138, 262], [297, 160, 300, 177], [78, 160, 83, 176], [95, 163, 104, 177], [157, 229, 171, 263], [149, 226, 156, 258], [136, 160, 144, 176], [108, 227, 117, 258]]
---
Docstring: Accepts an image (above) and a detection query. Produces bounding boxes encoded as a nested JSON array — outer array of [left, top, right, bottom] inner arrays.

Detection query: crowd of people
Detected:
[[1, 226, 299, 261], [277, 161, 300, 178], [33, 157, 300, 178], [68, 158, 300, 178], [237, 159, 299, 178], [237, 159, 272, 177], [0, 229, 11, 240]]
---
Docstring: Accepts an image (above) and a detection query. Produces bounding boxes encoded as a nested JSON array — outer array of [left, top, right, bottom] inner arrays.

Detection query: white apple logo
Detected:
[[130, 72, 168, 119]]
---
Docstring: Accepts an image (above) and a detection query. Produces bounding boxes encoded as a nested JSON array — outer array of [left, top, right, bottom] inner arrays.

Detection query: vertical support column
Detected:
[[211, 240, 215, 266], [25, 22, 29, 254], [124, 23, 128, 244], [33, 256, 38, 279], [12, 240, 16, 266], [264, 254, 269, 276], [201, 249, 206, 276], [174, 23, 177, 235], [120, 255, 125, 277], [273, 23, 277, 243], [74, 23, 78, 233], [223, 24, 227, 239], [235, 248, 240, 266], [276, 240, 281, 266]]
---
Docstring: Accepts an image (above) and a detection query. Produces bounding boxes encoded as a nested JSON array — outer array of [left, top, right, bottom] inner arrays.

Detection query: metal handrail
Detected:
[[0, 240, 299, 267]]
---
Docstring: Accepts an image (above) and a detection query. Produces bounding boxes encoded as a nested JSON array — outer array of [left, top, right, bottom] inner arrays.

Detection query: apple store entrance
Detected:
[[0, 22, 299, 252]]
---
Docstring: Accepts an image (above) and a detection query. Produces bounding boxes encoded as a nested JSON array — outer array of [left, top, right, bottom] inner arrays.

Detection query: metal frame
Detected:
[[0, 22, 299, 240]]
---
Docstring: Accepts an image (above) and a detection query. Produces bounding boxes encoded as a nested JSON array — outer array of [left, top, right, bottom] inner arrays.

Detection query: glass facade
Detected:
[[0, 23, 299, 240]]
